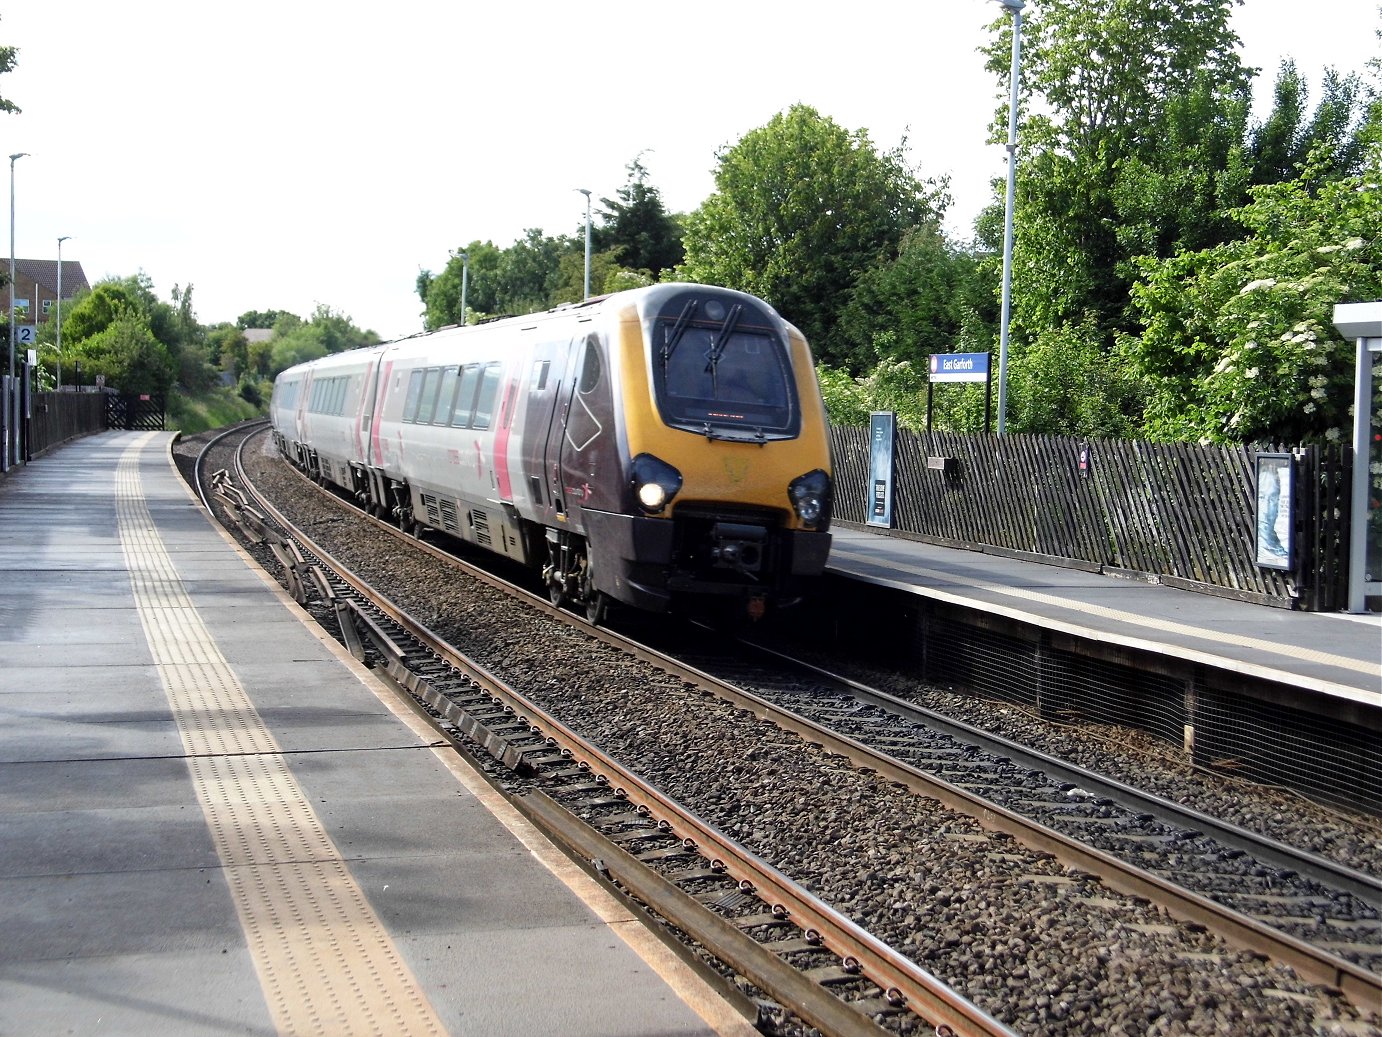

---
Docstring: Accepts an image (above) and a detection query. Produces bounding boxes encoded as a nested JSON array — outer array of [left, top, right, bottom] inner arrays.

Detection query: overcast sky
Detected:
[[4, 0, 1378, 340]]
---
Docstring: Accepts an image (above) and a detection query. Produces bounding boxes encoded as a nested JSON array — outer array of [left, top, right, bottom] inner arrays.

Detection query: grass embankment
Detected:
[[168, 386, 267, 435]]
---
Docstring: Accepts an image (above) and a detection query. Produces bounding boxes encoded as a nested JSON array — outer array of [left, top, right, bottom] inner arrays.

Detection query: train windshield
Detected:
[[652, 298, 800, 441]]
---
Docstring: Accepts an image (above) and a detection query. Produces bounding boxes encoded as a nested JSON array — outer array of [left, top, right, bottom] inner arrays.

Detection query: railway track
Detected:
[[196, 423, 1013, 1037], [188, 424, 1381, 1035]]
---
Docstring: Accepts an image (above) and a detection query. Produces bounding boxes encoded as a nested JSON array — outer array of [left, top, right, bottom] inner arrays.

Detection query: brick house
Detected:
[[8, 258, 91, 325]]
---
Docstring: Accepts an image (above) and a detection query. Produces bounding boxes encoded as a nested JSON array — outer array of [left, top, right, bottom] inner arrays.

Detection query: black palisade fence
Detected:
[[828, 425, 1352, 611]]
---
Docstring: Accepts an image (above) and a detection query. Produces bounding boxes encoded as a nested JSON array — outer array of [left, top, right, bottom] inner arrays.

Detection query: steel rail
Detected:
[[242, 429, 1381, 1012], [739, 635, 1382, 912], [233, 433, 1014, 1037]]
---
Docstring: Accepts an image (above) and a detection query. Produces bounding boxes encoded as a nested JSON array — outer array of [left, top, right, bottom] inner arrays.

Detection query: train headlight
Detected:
[[788, 469, 831, 529], [631, 454, 683, 514]]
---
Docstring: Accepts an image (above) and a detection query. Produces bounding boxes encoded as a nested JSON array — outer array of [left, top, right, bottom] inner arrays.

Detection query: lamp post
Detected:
[[459, 251, 469, 325], [56, 236, 70, 391], [577, 188, 592, 300], [994, 0, 1023, 436]]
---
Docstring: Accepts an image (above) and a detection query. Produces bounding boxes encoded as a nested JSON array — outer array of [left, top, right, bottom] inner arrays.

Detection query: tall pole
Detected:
[[577, 188, 592, 301], [8, 153, 27, 385], [995, 0, 1023, 436], [7, 152, 27, 469], [459, 251, 468, 325], [57, 236, 70, 391]]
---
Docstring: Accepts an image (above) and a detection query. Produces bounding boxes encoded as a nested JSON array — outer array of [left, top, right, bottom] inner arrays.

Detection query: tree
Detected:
[[1250, 62, 1370, 185], [0, 17, 19, 117], [417, 242, 503, 330], [1124, 144, 1382, 444], [835, 223, 993, 373], [237, 309, 298, 330], [981, 0, 1251, 341], [595, 155, 683, 278], [67, 306, 176, 393], [675, 104, 946, 366]]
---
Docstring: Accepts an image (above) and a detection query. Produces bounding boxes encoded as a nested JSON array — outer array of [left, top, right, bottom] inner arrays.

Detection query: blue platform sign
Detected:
[[867, 411, 896, 528], [929, 352, 990, 383]]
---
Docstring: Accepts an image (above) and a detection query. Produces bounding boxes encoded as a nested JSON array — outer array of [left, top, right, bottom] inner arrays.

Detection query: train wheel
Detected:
[[584, 591, 608, 626], [547, 576, 567, 608]]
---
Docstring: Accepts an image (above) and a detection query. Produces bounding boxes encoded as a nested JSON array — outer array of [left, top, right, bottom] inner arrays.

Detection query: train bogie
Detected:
[[269, 284, 833, 619]]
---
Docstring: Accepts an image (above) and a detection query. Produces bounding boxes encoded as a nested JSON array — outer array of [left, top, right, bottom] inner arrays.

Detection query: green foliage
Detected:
[[836, 223, 994, 373], [236, 309, 298, 330], [675, 104, 946, 366], [975, 0, 1376, 439], [1125, 144, 1382, 443], [167, 385, 265, 435], [595, 155, 684, 278], [0, 15, 19, 116], [262, 304, 378, 377], [75, 306, 177, 393]]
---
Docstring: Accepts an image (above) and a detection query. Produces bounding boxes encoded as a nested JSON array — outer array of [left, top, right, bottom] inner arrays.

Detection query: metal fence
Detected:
[[829, 425, 1352, 611]]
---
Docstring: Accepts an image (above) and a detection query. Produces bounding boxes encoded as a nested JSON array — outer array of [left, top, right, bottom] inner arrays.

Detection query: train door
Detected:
[[554, 329, 618, 531], [521, 336, 577, 526]]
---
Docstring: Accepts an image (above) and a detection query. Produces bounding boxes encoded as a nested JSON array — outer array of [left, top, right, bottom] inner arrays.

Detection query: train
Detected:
[[268, 282, 834, 622]]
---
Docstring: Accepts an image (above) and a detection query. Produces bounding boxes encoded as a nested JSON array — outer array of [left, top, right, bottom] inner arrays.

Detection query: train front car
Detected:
[[579, 284, 833, 620]]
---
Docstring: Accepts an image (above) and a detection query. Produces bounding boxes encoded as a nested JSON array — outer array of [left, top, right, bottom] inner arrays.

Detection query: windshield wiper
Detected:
[[703, 304, 743, 391], [660, 300, 698, 368]]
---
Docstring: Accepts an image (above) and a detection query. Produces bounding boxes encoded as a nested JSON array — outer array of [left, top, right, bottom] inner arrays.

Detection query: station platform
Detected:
[[0, 430, 751, 1037], [827, 525, 1380, 709]]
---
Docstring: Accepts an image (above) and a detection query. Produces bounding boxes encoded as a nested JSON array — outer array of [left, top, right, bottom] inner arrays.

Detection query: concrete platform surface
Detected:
[[0, 430, 751, 1037]]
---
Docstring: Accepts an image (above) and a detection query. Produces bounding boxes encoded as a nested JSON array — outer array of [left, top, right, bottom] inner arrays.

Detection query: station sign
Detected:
[[929, 352, 990, 383]]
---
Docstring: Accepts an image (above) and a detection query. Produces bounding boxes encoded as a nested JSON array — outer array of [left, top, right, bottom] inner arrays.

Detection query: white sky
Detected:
[[4, 0, 1378, 340]]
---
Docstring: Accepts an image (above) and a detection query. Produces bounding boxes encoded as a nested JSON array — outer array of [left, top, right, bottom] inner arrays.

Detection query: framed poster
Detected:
[[867, 411, 896, 528], [1254, 453, 1293, 570]]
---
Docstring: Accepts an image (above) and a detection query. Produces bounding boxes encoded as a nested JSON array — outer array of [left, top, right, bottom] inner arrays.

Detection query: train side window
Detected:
[[531, 359, 550, 391], [434, 366, 460, 425], [450, 365, 482, 427], [471, 363, 502, 430], [577, 337, 602, 394], [415, 367, 445, 424], [360, 367, 377, 430], [402, 369, 426, 423]]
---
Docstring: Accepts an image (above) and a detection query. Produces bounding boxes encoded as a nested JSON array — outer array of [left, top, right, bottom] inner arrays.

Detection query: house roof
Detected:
[[16, 258, 91, 298]]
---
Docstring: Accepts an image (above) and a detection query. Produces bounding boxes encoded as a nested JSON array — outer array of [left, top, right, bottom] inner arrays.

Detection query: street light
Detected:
[[994, 0, 1023, 436], [459, 251, 469, 325], [576, 188, 592, 300], [56, 236, 71, 391]]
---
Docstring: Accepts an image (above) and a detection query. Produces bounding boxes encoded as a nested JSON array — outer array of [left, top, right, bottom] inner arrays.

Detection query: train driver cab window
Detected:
[[450, 364, 482, 427], [471, 363, 503, 430], [531, 359, 550, 392], [651, 294, 799, 440]]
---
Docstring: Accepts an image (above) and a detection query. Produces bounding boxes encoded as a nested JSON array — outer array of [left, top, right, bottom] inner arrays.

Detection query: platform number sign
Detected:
[[15, 324, 36, 346]]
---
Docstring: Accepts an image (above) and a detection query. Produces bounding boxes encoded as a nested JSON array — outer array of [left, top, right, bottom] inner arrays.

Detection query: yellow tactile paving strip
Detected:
[[115, 434, 446, 1037]]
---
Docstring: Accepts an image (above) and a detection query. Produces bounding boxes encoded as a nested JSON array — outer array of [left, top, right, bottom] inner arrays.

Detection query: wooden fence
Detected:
[[26, 391, 107, 459], [829, 425, 1352, 611]]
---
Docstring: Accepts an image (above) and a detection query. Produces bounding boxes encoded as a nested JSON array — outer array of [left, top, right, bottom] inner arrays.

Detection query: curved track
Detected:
[[194, 425, 1382, 1035]]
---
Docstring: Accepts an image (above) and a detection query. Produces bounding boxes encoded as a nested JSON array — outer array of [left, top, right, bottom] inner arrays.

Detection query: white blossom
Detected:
[[1304, 402, 1317, 413], [1325, 428, 1342, 442], [1245, 367, 1259, 378], [1240, 278, 1276, 294], [1344, 237, 1365, 250]]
